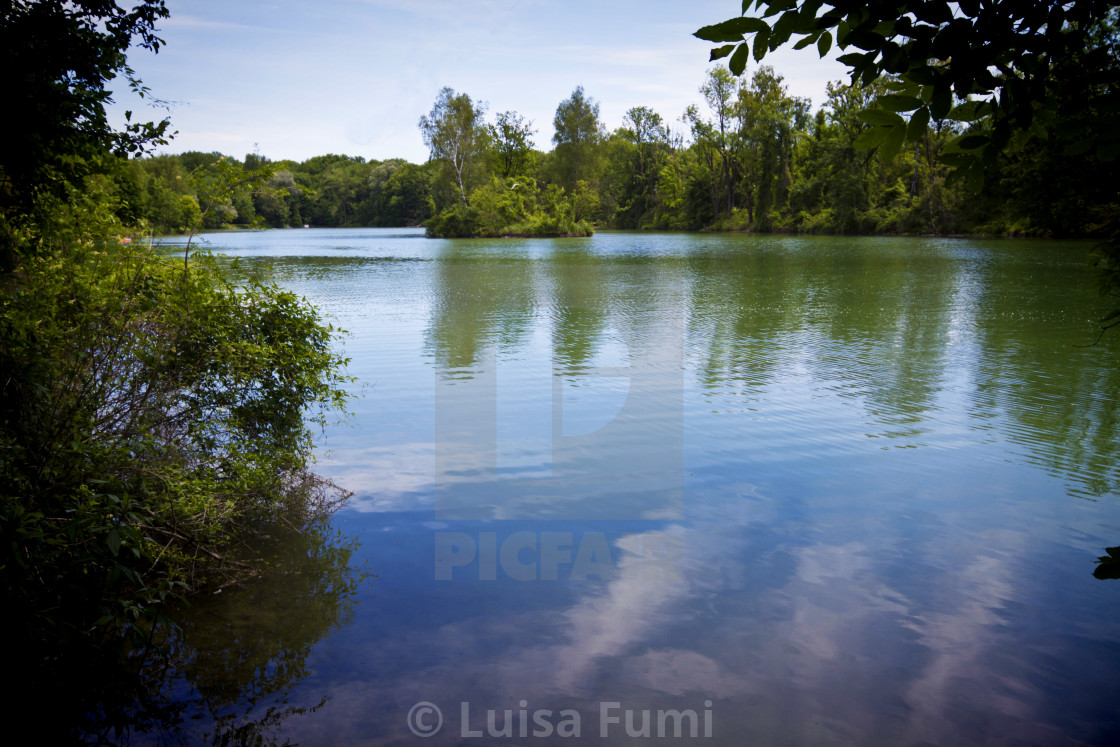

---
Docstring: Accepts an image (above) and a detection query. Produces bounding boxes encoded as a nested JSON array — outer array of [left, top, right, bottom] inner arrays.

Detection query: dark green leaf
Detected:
[[848, 30, 885, 52], [762, 0, 797, 19], [729, 42, 750, 76], [930, 86, 953, 120], [771, 10, 800, 46], [858, 108, 906, 127], [907, 107, 931, 140], [877, 94, 923, 112], [1097, 142, 1120, 161], [854, 126, 889, 150], [753, 27, 771, 61], [881, 122, 906, 159], [948, 100, 990, 122], [793, 33, 817, 50], [938, 151, 975, 166], [817, 30, 832, 57], [709, 44, 737, 61], [957, 134, 990, 150], [695, 17, 770, 42], [107, 528, 122, 556], [1064, 137, 1095, 156]]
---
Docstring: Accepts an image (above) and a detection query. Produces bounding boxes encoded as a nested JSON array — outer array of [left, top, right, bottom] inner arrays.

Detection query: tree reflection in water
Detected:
[[80, 523, 366, 745]]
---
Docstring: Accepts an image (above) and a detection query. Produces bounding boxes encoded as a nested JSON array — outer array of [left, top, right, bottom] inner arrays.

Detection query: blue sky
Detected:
[[107, 0, 847, 164]]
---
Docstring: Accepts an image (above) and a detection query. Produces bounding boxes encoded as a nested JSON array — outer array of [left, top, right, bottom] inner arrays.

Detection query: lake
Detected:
[[147, 228, 1120, 745]]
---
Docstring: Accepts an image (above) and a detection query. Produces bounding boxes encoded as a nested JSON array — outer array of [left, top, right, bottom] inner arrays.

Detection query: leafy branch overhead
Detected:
[[696, 0, 1120, 185]]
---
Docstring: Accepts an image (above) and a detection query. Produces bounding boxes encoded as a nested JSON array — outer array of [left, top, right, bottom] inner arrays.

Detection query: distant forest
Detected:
[[116, 65, 1114, 238]]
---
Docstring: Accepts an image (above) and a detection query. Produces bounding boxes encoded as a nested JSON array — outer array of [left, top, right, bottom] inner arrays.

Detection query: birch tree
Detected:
[[418, 87, 489, 205]]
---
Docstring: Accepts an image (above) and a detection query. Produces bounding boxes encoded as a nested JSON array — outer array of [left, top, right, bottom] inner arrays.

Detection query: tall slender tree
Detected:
[[418, 87, 489, 205], [552, 85, 605, 191]]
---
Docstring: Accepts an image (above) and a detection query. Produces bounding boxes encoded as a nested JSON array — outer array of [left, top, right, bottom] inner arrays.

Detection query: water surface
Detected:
[[152, 228, 1120, 746]]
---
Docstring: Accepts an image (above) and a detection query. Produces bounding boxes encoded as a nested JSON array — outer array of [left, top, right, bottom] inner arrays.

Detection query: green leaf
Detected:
[[948, 100, 990, 122], [817, 30, 832, 57], [1097, 142, 1120, 161], [793, 34, 817, 50], [858, 108, 905, 127], [854, 126, 889, 150], [930, 86, 953, 120], [938, 152, 975, 166], [729, 42, 750, 76], [881, 122, 906, 159], [907, 107, 930, 140], [877, 94, 923, 112], [1064, 137, 1094, 156], [957, 134, 990, 150], [753, 27, 771, 61], [107, 528, 122, 556], [771, 9, 800, 46], [695, 17, 770, 42], [848, 30, 885, 52], [762, 0, 797, 18], [709, 44, 736, 61]]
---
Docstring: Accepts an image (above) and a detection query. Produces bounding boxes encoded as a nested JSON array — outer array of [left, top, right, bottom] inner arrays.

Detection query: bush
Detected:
[[0, 180, 353, 723]]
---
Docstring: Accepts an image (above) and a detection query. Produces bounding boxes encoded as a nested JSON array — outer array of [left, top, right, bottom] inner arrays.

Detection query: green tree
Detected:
[[735, 66, 808, 229], [491, 110, 536, 178], [419, 87, 490, 205], [552, 86, 605, 192], [617, 106, 671, 226], [697, 0, 1119, 179], [685, 68, 740, 222], [0, 2, 356, 733], [1, 1, 172, 212]]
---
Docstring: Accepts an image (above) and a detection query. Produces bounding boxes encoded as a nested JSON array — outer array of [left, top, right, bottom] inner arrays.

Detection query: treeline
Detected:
[[113, 150, 434, 233], [116, 64, 1114, 239]]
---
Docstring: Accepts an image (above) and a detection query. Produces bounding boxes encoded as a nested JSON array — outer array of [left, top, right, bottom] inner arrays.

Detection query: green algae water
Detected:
[[141, 229, 1120, 746]]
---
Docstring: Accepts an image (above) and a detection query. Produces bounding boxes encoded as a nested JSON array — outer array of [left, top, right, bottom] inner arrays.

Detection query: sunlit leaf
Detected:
[[858, 108, 906, 127], [854, 126, 889, 150]]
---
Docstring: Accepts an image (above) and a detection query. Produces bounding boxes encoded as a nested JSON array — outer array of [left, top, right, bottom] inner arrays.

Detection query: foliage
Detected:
[[0, 1, 172, 211], [84, 524, 365, 743], [419, 87, 491, 206], [1, 180, 353, 732], [696, 1, 1120, 185], [112, 60, 1116, 241], [491, 111, 537, 179], [551, 86, 606, 192], [425, 175, 593, 238], [1, 0, 174, 270]]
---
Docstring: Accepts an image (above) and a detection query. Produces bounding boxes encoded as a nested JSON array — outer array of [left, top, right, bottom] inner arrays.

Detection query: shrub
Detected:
[[1, 180, 353, 720]]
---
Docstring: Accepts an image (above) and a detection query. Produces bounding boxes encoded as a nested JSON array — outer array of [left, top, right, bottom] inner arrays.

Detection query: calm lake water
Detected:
[[148, 228, 1120, 746]]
